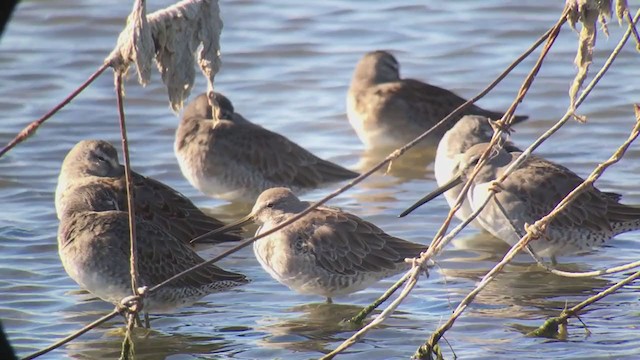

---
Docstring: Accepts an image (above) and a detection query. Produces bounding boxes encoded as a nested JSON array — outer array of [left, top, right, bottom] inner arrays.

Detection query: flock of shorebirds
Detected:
[[55, 50, 640, 319]]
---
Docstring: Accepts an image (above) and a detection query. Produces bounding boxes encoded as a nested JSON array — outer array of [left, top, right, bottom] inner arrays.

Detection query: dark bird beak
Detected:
[[190, 213, 254, 244], [399, 174, 463, 217]]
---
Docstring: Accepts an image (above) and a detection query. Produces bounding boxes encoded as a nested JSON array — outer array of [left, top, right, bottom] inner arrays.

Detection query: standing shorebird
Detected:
[[193, 187, 427, 303], [56, 140, 241, 245], [401, 143, 640, 261], [174, 92, 359, 204], [402, 115, 522, 226], [346, 50, 528, 149], [58, 190, 249, 314]]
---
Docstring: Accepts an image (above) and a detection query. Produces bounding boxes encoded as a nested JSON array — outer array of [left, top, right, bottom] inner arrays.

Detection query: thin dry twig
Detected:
[[21, 309, 120, 360], [0, 63, 109, 159], [114, 72, 140, 296], [497, 9, 640, 184], [321, 267, 422, 360], [1, 0, 224, 162], [530, 267, 640, 338], [349, 271, 413, 325], [114, 70, 142, 358], [625, 10, 640, 49]]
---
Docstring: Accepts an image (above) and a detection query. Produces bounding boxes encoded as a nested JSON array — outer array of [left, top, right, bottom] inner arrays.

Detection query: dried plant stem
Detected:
[[416, 104, 640, 358], [625, 11, 640, 48], [530, 268, 640, 338], [349, 271, 412, 324], [120, 312, 137, 360], [114, 70, 141, 356], [0, 63, 109, 159], [21, 309, 120, 360], [528, 252, 640, 278], [321, 266, 422, 360], [114, 72, 140, 296], [497, 9, 640, 183]]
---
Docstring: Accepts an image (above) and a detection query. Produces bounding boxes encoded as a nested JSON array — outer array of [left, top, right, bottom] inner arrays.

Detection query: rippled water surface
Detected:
[[2, 1, 640, 359]]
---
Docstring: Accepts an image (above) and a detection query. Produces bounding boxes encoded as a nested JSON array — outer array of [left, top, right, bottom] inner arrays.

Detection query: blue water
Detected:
[[2, 0, 640, 359]]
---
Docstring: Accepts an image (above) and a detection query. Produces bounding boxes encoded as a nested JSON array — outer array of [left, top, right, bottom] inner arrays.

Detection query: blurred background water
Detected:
[[1, 0, 640, 359]]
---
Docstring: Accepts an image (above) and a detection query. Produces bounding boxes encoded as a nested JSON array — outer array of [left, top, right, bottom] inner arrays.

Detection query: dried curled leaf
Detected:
[[108, 0, 154, 86], [615, 0, 628, 24], [106, 0, 222, 112], [564, 0, 615, 117]]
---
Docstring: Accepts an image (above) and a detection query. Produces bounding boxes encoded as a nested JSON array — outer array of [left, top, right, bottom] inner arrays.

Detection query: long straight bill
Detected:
[[190, 213, 254, 244], [399, 175, 462, 217]]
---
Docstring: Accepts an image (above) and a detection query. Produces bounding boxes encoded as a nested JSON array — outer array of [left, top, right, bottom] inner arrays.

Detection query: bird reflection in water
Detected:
[[439, 231, 612, 321], [256, 303, 368, 354]]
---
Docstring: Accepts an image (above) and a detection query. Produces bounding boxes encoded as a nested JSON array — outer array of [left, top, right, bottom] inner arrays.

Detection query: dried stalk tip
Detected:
[[616, 0, 629, 24], [565, 0, 615, 113], [106, 0, 223, 112]]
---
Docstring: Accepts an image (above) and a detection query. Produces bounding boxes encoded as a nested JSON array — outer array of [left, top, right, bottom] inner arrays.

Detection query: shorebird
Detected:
[[346, 50, 528, 149], [56, 140, 241, 245], [193, 187, 427, 303], [401, 142, 640, 261], [57, 190, 249, 314], [401, 115, 521, 225], [174, 92, 359, 203]]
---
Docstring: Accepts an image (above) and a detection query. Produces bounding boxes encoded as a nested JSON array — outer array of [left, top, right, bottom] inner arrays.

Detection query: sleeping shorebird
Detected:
[[57, 190, 249, 314], [193, 187, 427, 303], [174, 92, 359, 204], [55, 140, 241, 245], [55, 142, 249, 315], [347, 50, 528, 149], [402, 142, 640, 262]]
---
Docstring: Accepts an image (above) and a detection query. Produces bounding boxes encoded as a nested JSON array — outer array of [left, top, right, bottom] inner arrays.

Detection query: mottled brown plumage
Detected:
[[347, 50, 528, 149], [202, 187, 427, 303], [59, 203, 249, 313], [407, 142, 640, 260], [174, 92, 359, 203], [56, 140, 241, 245]]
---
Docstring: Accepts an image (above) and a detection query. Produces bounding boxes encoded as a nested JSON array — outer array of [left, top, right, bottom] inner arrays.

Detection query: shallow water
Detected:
[[2, 0, 640, 359]]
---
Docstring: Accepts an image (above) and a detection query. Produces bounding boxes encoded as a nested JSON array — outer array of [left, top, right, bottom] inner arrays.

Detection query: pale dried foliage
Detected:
[[565, 0, 629, 119], [616, 0, 630, 24], [106, 0, 222, 111]]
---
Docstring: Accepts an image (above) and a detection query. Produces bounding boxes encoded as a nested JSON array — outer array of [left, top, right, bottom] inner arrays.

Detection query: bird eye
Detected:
[[96, 155, 107, 162], [266, 202, 274, 208], [469, 156, 481, 167]]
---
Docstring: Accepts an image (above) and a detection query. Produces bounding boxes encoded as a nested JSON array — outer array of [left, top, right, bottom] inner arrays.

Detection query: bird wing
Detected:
[[372, 79, 527, 129], [209, 121, 358, 188], [128, 172, 242, 244], [500, 154, 617, 233], [130, 214, 248, 289], [98, 211, 248, 289], [297, 208, 426, 276]]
